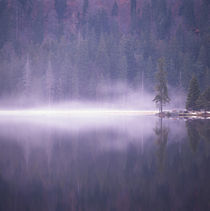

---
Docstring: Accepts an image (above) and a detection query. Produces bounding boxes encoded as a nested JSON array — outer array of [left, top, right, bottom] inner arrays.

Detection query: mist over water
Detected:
[[0, 82, 156, 110], [0, 81, 186, 111]]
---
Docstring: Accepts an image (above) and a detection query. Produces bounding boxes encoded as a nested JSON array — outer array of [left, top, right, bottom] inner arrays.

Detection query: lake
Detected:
[[0, 114, 210, 211]]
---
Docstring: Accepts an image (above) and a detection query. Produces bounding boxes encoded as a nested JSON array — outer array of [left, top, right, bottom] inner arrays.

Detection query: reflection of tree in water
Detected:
[[186, 120, 200, 153], [154, 118, 169, 171], [186, 120, 210, 154], [194, 120, 210, 143]]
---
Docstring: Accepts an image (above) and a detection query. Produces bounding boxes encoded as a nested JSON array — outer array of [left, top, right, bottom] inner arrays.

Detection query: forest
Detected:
[[0, 0, 209, 105]]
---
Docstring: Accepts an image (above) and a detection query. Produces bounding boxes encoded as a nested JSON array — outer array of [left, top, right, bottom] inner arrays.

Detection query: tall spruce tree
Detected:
[[197, 86, 210, 111], [46, 58, 54, 105], [83, 0, 89, 17], [54, 0, 66, 21], [130, 0, 136, 31], [203, 87, 210, 111], [23, 54, 31, 98], [153, 58, 170, 113], [112, 1, 118, 17], [186, 75, 200, 110]]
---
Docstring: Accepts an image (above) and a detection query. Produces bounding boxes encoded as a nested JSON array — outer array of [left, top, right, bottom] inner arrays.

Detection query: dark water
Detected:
[[0, 115, 210, 211]]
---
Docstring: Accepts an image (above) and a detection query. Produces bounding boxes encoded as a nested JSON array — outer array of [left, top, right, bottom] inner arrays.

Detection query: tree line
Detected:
[[153, 58, 210, 112], [186, 76, 210, 111], [0, 0, 209, 105]]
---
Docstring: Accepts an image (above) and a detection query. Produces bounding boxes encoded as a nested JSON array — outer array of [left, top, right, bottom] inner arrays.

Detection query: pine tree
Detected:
[[179, 0, 195, 27], [203, 87, 210, 111], [186, 75, 200, 110], [130, 0, 136, 17], [23, 54, 31, 98], [0, 0, 9, 48], [83, 0, 89, 17], [153, 58, 170, 113], [197, 87, 210, 111], [32, 1, 44, 45], [96, 35, 109, 78], [46, 58, 54, 105], [112, 1, 118, 17], [130, 0, 137, 31], [54, 0, 66, 21]]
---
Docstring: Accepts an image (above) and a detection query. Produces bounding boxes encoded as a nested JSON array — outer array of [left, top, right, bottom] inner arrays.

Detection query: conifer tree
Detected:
[[83, 0, 89, 17], [153, 58, 170, 113], [112, 1, 118, 17], [54, 0, 66, 21], [130, 0, 136, 31], [186, 75, 200, 110], [96, 35, 109, 78], [130, 0, 136, 18], [203, 87, 210, 111], [23, 54, 31, 98], [46, 58, 54, 105], [197, 87, 210, 111]]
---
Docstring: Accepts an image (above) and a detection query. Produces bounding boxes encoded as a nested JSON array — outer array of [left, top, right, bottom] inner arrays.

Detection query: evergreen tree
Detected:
[[124, 38, 137, 83], [130, 0, 136, 17], [130, 0, 137, 31], [118, 37, 128, 82], [153, 58, 170, 113], [145, 56, 154, 90], [0, 0, 9, 48], [186, 75, 200, 110], [203, 67, 210, 89], [54, 0, 66, 21], [155, 0, 171, 40], [179, 0, 195, 27], [96, 35, 109, 78], [112, 1, 118, 17], [18, 0, 27, 7], [46, 58, 54, 105], [22, 54, 31, 98], [32, 1, 44, 45], [203, 87, 210, 111], [195, 46, 207, 89], [197, 87, 210, 111], [83, 0, 89, 17]]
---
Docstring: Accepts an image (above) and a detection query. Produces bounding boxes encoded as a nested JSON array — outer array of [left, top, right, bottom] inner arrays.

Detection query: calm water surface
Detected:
[[0, 115, 210, 211]]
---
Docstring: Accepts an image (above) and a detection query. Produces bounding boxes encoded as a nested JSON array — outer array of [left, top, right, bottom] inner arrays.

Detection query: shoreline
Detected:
[[157, 111, 210, 119]]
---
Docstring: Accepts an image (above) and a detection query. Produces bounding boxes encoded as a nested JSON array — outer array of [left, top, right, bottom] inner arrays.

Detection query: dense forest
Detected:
[[0, 0, 209, 104]]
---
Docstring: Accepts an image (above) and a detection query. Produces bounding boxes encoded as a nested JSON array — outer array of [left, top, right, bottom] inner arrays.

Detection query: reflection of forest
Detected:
[[154, 118, 169, 171], [0, 120, 210, 211], [186, 120, 210, 152]]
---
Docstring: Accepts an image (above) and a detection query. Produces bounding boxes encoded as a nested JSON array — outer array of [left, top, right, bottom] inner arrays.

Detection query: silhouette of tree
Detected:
[[112, 1, 118, 17], [186, 75, 200, 110], [153, 58, 170, 113], [54, 0, 67, 21], [46, 57, 54, 105], [83, 0, 89, 17]]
